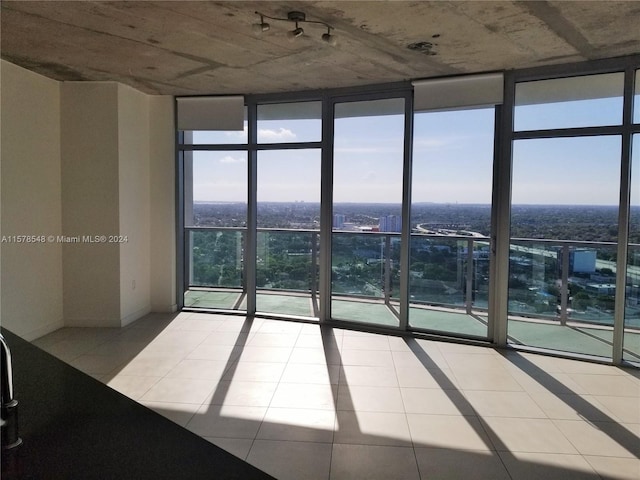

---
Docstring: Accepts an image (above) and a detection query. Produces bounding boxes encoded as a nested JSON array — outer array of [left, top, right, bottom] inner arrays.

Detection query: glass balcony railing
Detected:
[[409, 234, 491, 313], [188, 228, 245, 289], [506, 238, 640, 360], [624, 245, 640, 362], [626, 245, 640, 323], [257, 229, 319, 294], [183, 228, 640, 359], [185, 227, 319, 315], [185, 228, 245, 310], [508, 239, 619, 326], [331, 232, 401, 302]]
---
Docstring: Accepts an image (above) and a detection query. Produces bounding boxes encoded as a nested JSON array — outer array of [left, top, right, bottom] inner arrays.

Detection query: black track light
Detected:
[[253, 11, 336, 45], [251, 14, 270, 34]]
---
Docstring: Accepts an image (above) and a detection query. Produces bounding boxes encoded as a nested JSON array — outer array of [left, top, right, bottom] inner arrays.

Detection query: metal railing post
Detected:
[[384, 235, 391, 304], [311, 232, 318, 296], [560, 245, 570, 325], [466, 239, 474, 315], [188, 231, 194, 287]]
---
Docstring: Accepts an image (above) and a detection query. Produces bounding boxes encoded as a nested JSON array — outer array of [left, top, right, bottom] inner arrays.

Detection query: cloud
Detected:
[[258, 128, 296, 141], [363, 170, 378, 181], [219, 155, 245, 164], [413, 138, 449, 149], [224, 126, 248, 139], [335, 147, 387, 154]]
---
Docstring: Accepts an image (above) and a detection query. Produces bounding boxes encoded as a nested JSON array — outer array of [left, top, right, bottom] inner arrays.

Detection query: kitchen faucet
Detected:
[[1, 332, 21, 449]]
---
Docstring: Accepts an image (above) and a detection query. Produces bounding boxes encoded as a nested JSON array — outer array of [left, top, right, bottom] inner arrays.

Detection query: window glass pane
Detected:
[[635, 70, 640, 124], [255, 230, 319, 314], [631, 135, 640, 245], [331, 97, 405, 328], [257, 149, 321, 229], [508, 135, 622, 359], [624, 135, 640, 362], [256, 148, 320, 318], [408, 108, 494, 337], [411, 108, 494, 232], [186, 151, 247, 227], [257, 101, 321, 143], [511, 136, 621, 242], [184, 107, 248, 144], [187, 230, 244, 289], [515, 73, 624, 131], [333, 97, 405, 220]]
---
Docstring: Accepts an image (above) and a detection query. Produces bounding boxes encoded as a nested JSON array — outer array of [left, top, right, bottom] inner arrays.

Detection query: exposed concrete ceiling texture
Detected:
[[2, 1, 639, 96]]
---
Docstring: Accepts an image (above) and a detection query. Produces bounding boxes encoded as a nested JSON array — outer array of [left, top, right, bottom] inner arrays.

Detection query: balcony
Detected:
[[184, 228, 640, 362]]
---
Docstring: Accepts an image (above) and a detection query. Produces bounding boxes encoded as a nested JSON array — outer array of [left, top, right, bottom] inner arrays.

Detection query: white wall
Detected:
[[1, 60, 176, 337], [118, 84, 152, 325], [0, 61, 64, 339], [149, 96, 177, 312], [61, 82, 121, 327]]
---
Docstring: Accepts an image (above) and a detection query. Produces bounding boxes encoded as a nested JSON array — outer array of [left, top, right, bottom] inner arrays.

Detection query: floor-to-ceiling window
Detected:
[[409, 108, 495, 338], [182, 116, 249, 311], [624, 70, 640, 362], [506, 70, 638, 361], [254, 101, 322, 318], [178, 56, 640, 367], [330, 97, 406, 327]]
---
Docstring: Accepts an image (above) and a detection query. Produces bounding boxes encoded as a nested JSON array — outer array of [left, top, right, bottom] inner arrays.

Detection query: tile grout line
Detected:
[[389, 334, 424, 479], [242, 319, 305, 470]]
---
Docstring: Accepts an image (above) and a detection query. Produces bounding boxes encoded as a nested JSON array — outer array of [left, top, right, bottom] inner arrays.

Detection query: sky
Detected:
[[191, 92, 639, 207]]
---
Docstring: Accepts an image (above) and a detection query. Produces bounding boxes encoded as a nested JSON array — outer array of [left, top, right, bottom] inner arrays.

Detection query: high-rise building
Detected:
[[557, 248, 597, 274], [333, 214, 346, 229], [379, 215, 402, 233]]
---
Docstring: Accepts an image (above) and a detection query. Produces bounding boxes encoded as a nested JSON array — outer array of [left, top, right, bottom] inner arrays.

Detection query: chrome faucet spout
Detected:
[[1, 333, 15, 403], [1, 332, 22, 449]]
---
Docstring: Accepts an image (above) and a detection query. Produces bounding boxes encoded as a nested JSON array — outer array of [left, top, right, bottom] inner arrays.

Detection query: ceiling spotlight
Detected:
[[322, 28, 337, 46], [252, 14, 270, 34], [253, 10, 336, 45], [288, 24, 304, 40]]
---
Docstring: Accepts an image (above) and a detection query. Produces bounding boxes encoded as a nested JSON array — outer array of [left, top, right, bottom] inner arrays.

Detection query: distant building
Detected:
[[586, 283, 616, 295], [379, 215, 402, 233], [558, 248, 597, 274], [333, 214, 346, 229]]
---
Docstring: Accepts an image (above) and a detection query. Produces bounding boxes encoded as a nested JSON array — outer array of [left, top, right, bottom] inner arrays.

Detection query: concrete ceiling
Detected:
[[2, 1, 639, 96]]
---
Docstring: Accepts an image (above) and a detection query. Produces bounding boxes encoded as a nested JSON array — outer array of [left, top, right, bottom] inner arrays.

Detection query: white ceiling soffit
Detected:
[[515, 72, 624, 105], [257, 101, 322, 121], [177, 96, 244, 131], [412, 73, 504, 112], [334, 97, 406, 119]]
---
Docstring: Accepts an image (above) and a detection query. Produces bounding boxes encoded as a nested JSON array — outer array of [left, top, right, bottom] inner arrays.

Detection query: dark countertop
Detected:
[[0, 329, 276, 480]]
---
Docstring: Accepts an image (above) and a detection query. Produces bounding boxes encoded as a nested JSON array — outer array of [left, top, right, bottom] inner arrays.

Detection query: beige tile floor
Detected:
[[33, 312, 640, 480]]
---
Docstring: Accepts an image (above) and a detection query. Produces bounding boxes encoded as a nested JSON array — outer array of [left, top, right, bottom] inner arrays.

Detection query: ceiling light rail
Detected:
[[253, 11, 337, 46]]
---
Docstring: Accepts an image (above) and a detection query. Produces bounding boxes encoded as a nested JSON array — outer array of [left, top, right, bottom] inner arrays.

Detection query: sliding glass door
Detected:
[[507, 72, 626, 359], [330, 97, 406, 327], [254, 101, 322, 318], [624, 133, 640, 363], [408, 108, 495, 338], [182, 125, 248, 311]]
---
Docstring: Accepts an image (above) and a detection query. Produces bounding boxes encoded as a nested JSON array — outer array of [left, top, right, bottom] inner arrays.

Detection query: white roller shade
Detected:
[[515, 72, 623, 105], [176, 96, 244, 130], [334, 97, 405, 119], [412, 73, 503, 112]]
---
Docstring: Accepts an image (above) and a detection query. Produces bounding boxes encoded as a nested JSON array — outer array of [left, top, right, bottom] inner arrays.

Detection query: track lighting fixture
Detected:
[[251, 14, 270, 34], [322, 27, 337, 46], [253, 10, 337, 46], [287, 23, 304, 41]]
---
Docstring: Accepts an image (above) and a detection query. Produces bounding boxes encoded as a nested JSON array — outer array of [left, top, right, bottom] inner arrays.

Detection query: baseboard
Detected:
[[18, 319, 65, 342], [120, 305, 152, 327], [150, 303, 178, 313]]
